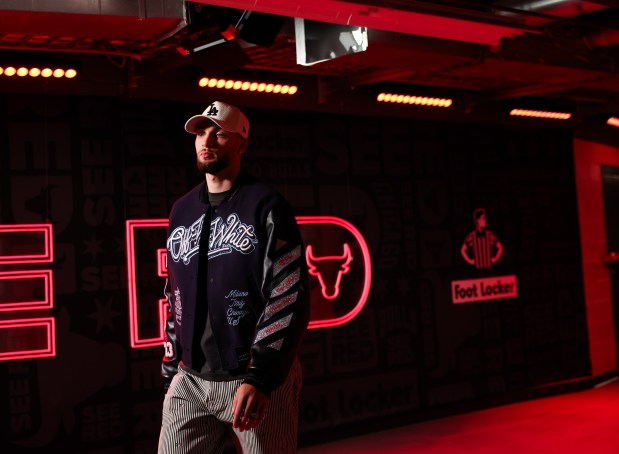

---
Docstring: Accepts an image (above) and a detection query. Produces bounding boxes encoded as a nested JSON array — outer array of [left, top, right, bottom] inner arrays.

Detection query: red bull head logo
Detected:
[[305, 243, 352, 300]]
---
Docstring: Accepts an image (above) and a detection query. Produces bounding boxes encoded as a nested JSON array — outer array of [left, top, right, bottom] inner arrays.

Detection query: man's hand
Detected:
[[232, 383, 270, 432]]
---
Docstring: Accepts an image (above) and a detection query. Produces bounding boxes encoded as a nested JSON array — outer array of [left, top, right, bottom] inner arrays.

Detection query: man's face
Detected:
[[194, 123, 246, 175]]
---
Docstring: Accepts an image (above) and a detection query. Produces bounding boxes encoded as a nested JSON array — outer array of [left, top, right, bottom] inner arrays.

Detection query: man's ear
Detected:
[[238, 139, 248, 155]]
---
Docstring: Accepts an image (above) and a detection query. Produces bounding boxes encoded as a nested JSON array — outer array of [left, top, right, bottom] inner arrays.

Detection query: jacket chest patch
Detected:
[[167, 214, 205, 265], [167, 212, 258, 266], [208, 213, 257, 259]]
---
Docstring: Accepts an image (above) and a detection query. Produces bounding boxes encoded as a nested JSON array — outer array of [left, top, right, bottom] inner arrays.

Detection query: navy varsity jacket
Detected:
[[161, 170, 310, 394]]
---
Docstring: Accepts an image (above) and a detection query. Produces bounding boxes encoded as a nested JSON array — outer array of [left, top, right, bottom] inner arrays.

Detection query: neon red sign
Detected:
[[0, 318, 56, 360], [125, 219, 169, 348], [0, 217, 372, 356], [306, 243, 352, 300], [0, 270, 53, 311], [126, 215, 372, 347], [0, 224, 53, 264], [0, 224, 55, 361], [297, 216, 371, 329]]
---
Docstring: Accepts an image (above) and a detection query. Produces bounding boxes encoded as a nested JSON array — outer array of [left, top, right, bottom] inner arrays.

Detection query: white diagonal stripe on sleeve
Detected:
[[255, 313, 293, 343], [270, 268, 300, 298], [273, 245, 301, 277], [264, 292, 298, 321], [267, 338, 284, 350]]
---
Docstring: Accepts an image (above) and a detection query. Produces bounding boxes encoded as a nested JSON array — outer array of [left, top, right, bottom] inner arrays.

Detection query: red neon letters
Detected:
[[296, 216, 371, 329], [125, 219, 169, 348], [126, 216, 372, 347], [0, 216, 372, 357], [0, 224, 56, 360]]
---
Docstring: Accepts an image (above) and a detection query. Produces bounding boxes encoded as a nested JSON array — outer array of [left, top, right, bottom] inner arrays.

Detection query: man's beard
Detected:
[[197, 154, 228, 175]]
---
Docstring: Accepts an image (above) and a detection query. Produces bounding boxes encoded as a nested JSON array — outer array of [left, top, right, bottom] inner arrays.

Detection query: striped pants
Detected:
[[158, 359, 302, 453]]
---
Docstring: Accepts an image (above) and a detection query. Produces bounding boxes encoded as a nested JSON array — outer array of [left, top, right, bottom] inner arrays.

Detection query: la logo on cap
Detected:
[[206, 103, 219, 117]]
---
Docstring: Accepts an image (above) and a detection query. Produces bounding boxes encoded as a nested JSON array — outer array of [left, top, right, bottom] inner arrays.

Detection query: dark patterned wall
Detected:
[[0, 94, 590, 452]]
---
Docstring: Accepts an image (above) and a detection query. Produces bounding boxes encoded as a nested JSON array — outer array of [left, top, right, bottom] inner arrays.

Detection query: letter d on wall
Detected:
[[297, 216, 372, 329]]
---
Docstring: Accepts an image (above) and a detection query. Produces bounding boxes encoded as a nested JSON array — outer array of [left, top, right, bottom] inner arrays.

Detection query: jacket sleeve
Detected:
[[243, 200, 310, 395], [161, 279, 181, 392]]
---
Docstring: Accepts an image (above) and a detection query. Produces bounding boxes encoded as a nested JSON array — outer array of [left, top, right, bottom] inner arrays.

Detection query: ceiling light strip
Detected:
[[0, 66, 77, 79], [198, 77, 298, 95], [509, 109, 571, 120], [607, 117, 619, 128], [377, 92, 453, 107]]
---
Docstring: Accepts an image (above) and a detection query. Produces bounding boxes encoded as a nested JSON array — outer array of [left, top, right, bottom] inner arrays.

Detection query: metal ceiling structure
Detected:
[[0, 0, 618, 126]]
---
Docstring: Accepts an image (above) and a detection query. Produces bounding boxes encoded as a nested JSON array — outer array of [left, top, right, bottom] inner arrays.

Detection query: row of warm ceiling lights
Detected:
[[510, 110, 619, 128], [2, 68, 617, 126], [509, 108, 571, 120], [377, 92, 619, 124], [198, 77, 298, 95], [0, 65, 77, 78], [377, 92, 574, 118], [199, 84, 618, 125], [377, 92, 453, 107]]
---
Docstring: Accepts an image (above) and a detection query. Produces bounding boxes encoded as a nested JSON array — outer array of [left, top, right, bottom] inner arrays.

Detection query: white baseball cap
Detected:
[[184, 101, 250, 139]]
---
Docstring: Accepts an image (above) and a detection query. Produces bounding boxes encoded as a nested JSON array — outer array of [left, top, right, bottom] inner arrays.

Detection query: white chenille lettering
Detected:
[[167, 215, 205, 264], [209, 213, 257, 258]]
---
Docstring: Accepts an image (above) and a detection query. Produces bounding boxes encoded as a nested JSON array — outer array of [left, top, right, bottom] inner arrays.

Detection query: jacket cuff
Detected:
[[242, 372, 274, 396]]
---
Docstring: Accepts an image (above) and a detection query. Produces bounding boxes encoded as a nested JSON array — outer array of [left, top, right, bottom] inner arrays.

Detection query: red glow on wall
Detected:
[[0, 223, 55, 361], [573, 139, 619, 376]]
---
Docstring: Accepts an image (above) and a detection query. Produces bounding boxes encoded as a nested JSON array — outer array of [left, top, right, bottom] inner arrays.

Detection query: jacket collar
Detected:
[[198, 168, 253, 205]]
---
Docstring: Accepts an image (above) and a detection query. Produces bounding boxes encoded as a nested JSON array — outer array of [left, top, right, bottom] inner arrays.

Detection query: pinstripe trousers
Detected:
[[158, 358, 302, 453]]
